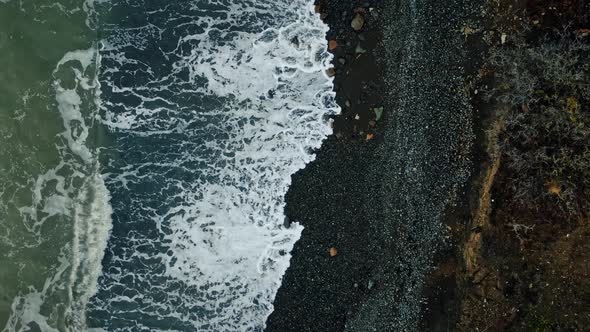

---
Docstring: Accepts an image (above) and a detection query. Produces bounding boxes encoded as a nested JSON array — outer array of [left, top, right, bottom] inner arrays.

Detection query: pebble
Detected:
[[328, 40, 338, 50], [351, 13, 365, 31], [329, 247, 338, 257]]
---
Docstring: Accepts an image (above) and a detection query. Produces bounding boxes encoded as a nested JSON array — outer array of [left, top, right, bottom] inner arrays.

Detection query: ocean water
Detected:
[[0, 0, 337, 331]]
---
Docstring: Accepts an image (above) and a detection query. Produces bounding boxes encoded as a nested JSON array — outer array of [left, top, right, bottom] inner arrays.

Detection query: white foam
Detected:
[[3, 46, 113, 332], [53, 48, 99, 164], [63, 172, 112, 328], [93, 0, 338, 330], [4, 257, 67, 332]]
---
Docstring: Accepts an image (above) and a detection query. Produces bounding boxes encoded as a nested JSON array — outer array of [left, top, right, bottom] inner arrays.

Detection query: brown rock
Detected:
[[328, 40, 338, 51], [329, 247, 337, 257]]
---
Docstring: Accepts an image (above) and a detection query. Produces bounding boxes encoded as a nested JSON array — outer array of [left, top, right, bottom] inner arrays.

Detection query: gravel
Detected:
[[265, 0, 482, 331]]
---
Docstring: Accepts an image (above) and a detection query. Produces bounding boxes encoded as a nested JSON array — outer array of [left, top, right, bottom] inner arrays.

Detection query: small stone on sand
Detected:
[[329, 40, 338, 50], [329, 247, 337, 257], [351, 13, 365, 31]]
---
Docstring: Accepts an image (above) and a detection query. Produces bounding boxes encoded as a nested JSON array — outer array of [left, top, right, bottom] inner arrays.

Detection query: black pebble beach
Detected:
[[266, 0, 483, 331]]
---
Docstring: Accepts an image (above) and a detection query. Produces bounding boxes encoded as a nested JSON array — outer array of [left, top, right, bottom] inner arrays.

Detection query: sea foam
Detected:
[[88, 0, 337, 330], [3, 47, 113, 332]]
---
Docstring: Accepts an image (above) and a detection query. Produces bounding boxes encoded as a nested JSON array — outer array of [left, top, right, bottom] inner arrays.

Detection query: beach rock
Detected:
[[338, 57, 346, 65], [329, 247, 338, 257], [373, 107, 384, 121], [328, 40, 338, 50], [326, 68, 336, 77], [351, 13, 365, 31]]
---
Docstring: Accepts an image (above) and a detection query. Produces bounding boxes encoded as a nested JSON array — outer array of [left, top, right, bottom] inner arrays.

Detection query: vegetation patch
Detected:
[[454, 0, 590, 330], [488, 32, 590, 220]]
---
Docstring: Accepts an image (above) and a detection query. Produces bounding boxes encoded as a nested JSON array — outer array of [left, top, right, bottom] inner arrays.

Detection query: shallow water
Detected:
[[0, 0, 336, 331]]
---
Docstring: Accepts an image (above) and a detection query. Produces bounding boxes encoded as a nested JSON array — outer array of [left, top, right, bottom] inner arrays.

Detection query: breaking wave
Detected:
[[87, 0, 337, 331]]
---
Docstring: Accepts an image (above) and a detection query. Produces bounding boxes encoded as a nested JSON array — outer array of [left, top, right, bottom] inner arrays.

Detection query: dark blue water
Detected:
[[86, 1, 337, 331]]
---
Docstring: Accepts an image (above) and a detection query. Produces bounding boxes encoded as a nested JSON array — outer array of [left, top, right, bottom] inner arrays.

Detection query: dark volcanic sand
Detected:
[[266, 0, 483, 331]]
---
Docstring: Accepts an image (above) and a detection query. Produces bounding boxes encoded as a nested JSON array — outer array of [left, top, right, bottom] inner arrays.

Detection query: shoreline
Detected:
[[266, 2, 386, 330], [267, 0, 480, 330]]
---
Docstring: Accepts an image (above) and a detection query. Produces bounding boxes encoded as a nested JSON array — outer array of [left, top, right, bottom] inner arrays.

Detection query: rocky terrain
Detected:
[[266, 0, 590, 331]]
